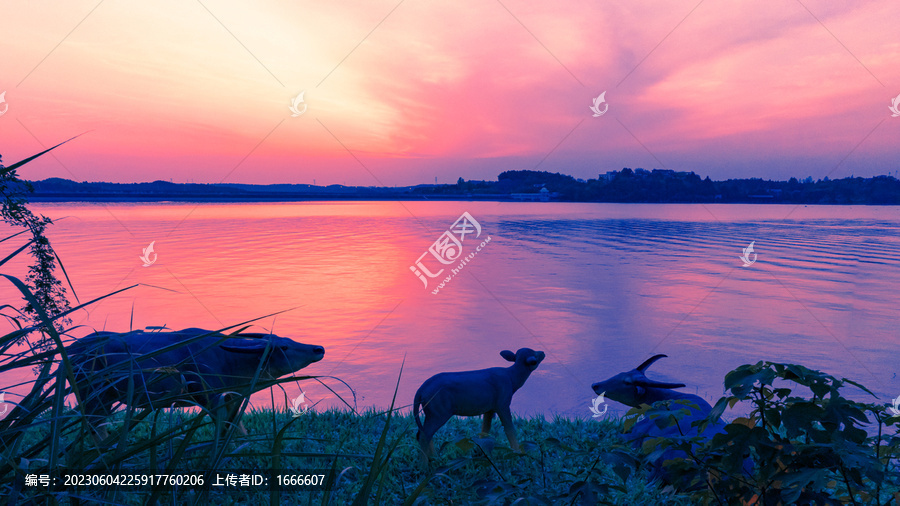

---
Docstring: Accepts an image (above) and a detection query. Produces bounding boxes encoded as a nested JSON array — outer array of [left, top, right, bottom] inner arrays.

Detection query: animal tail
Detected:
[[413, 390, 424, 436]]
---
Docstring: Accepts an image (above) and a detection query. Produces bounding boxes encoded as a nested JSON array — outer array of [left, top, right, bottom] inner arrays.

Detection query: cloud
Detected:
[[1, 0, 897, 184]]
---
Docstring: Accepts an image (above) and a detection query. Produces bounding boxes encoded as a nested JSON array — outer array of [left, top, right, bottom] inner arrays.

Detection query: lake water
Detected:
[[1, 201, 898, 421]]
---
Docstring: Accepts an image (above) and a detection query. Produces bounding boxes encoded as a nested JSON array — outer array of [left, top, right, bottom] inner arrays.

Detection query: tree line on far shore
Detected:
[[26, 168, 900, 204], [418, 169, 900, 204]]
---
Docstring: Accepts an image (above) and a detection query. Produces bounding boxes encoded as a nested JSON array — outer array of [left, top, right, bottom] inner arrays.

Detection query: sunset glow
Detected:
[[1, 0, 898, 185]]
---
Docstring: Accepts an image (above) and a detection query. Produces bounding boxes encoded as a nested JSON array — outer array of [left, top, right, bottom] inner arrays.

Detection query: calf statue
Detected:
[[414, 348, 545, 464], [67, 327, 325, 439]]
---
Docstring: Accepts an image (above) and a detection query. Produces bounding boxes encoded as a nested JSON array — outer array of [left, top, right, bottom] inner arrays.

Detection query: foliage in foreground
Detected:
[[1, 141, 83, 336], [3, 339, 900, 505], [4, 406, 683, 505], [629, 362, 900, 505]]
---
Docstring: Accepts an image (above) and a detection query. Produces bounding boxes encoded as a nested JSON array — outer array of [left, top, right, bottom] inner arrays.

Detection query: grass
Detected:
[[6, 405, 690, 505]]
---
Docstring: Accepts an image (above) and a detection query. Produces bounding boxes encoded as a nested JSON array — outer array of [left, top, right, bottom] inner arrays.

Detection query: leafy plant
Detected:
[[631, 361, 900, 505], [0, 138, 82, 338]]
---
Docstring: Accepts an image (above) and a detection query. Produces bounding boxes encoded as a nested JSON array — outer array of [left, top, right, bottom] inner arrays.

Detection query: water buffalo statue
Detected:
[[67, 327, 325, 439]]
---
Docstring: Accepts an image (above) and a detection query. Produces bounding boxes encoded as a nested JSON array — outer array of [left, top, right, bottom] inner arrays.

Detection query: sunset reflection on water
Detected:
[[1, 202, 898, 421]]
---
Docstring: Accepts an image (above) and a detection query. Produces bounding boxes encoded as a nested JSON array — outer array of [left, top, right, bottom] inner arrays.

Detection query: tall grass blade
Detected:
[[1, 133, 86, 174], [51, 248, 80, 304], [401, 471, 436, 506], [351, 357, 405, 506], [0, 229, 31, 245], [0, 240, 33, 268]]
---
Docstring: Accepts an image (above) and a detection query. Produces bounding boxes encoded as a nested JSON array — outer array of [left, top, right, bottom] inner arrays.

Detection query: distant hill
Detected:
[[24, 169, 900, 204], [28, 179, 421, 201]]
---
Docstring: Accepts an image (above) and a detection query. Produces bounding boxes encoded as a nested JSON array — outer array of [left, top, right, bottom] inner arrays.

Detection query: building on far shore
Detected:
[[511, 187, 558, 201], [600, 171, 617, 181]]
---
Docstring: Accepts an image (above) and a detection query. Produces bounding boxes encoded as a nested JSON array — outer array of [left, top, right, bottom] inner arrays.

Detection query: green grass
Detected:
[[6, 406, 690, 505]]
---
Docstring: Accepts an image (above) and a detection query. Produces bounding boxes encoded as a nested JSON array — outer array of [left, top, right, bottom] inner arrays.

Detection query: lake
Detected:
[[1, 201, 898, 420]]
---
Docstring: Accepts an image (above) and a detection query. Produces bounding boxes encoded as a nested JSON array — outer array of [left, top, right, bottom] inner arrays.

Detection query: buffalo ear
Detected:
[[500, 350, 516, 362], [220, 339, 270, 354]]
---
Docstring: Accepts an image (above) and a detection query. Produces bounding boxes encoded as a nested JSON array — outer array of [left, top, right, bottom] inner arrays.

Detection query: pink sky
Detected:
[[1, 0, 898, 185]]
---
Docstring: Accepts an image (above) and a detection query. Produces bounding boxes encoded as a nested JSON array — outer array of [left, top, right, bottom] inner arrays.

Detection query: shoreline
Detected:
[[28, 194, 508, 203], [27, 195, 900, 205]]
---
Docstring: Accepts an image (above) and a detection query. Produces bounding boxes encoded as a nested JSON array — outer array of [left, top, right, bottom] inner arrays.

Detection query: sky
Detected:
[[0, 0, 898, 186]]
